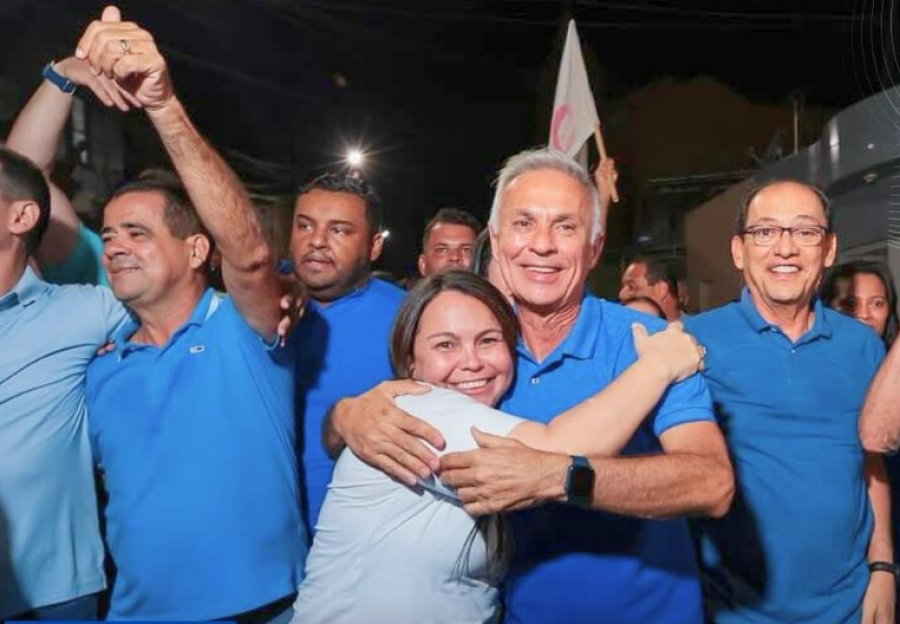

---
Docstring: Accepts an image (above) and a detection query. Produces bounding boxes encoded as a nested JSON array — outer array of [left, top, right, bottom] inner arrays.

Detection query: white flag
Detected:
[[549, 20, 600, 160]]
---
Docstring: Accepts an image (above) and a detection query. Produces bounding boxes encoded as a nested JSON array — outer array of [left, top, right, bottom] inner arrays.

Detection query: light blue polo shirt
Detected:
[[500, 295, 715, 624], [292, 278, 405, 534], [40, 222, 109, 288], [0, 267, 127, 617], [86, 288, 306, 620], [685, 290, 884, 624]]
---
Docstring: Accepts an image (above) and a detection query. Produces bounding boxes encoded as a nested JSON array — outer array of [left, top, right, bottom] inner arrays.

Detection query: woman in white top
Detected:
[[292, 271, 703, 624]]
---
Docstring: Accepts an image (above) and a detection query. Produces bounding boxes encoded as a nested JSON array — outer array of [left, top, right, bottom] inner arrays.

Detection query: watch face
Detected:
[[570, 466, 593, 495]]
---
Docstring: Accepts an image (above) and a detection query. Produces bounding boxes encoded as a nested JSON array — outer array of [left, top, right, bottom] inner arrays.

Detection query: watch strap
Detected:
[[870, 561, 899, 578], [41, 62, 76, 95]]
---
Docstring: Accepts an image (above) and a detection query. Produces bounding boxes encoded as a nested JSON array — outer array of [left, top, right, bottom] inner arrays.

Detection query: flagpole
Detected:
[[593, 123, 619, 203]]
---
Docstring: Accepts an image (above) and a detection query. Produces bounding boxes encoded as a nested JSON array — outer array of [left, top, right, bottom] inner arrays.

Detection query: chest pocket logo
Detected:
[[189, 345, 206, 355]]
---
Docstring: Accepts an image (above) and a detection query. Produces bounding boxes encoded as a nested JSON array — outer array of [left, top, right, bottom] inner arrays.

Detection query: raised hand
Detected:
[[632, 321, 705, 383], [53, 56, 140, 112], [593, 157, 619, 207], [75, 6, 173, 112]]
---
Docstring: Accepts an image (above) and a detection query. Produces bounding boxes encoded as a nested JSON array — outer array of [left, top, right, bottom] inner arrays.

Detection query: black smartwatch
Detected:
[[565, 455, 595, 507], [869, 561, 900, 583]]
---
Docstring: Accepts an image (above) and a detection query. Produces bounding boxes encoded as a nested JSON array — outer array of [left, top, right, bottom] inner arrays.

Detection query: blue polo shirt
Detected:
[[86, 289, 306, 620], [684, 290, 884, 624], [0, 268, 127, 617], [293, 278, 404, 534], [500, 295, 715, 624]]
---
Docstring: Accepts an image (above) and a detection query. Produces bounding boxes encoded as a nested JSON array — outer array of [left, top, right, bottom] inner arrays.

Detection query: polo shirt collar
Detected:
[[308, 277, 373, 313], [0, 267, 48, 311], [737, 287, 832, 342], [516, 294, 600, 365], [116, 288, 217, 356]]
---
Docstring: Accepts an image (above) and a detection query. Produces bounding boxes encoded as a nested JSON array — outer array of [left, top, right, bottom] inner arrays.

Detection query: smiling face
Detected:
[[410, 290, 514, 407], [731, 181, 837, 315], [101, 191, 207, 310], [490, 168, 602, 313]]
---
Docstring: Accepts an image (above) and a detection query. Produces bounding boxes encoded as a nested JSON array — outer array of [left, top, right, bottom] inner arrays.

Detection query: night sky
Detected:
[[0, 0, 892, 273]]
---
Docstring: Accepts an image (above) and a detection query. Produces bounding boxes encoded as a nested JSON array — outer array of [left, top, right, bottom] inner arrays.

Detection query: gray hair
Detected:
[[488, 148, 602, 243]]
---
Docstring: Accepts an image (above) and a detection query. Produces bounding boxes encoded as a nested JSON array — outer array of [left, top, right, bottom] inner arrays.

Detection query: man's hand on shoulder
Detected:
[[328, 380, 443, 486]]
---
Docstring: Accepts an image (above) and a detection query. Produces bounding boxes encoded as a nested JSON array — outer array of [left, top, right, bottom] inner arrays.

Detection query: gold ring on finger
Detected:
[[120, 39, 132, 54]]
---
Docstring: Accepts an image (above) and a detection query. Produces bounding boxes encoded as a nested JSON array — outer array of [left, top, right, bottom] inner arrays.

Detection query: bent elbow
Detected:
[[860, 427, 900, 455]]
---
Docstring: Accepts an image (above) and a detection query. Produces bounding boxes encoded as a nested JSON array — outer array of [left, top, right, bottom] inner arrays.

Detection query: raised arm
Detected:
[[75, 7, 282, 339], [860, 338, 900, 453], [6, 57, 130, 266], [511, 322, 703, 455]]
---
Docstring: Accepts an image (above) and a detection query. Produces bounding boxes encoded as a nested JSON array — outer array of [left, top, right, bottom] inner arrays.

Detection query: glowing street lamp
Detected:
[[346, 149, 364, 168], [381, 229, 391, 241]]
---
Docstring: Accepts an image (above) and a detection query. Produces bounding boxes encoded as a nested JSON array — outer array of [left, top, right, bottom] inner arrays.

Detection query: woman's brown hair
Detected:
[[390, 270, 519, 378]]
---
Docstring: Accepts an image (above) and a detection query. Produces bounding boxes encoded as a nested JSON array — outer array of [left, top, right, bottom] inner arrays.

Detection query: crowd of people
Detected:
[[3, 7, 900, 624]]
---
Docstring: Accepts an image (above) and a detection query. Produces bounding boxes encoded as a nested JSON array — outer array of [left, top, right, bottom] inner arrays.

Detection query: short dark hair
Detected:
[[110, 169, 210, 241], [736, 179, 833, 234], [821, 259, 899, 345], [622, 295, 666, 319], [390, 270, 518, 378], [0, 145, 50, 257], [629, 256, 679, 298], [422, 208, 483, 250], [297, 172, 383, 234]]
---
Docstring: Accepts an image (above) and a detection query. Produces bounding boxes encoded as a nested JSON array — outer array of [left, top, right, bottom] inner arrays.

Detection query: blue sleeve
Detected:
[[40, 222, 109, 287]]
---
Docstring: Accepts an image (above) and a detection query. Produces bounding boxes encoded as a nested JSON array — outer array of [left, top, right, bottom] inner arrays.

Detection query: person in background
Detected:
[[821, 260, 898, 346], [619, 256, 684, 321], [623, 295, 666, 320], [290, 171, 405, 535], [418, 207, 482, 276]]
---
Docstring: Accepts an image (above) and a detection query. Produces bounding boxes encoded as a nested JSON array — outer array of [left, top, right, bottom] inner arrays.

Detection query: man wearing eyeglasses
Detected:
[[684, 180, 894, 624]]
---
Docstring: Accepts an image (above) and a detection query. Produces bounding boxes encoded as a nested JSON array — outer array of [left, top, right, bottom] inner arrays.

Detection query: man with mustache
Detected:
[[289, 172, 406, 534]]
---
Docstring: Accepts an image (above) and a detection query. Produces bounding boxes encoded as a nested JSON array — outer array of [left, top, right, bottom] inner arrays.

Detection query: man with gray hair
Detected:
[[327, 147, 733, 624]]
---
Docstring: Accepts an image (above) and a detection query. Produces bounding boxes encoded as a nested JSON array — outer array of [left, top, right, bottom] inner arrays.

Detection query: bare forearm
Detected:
[[512, 358, 670, 456], [587, 451, 733, 518], [866, 453, 893, 562], [146, 98, 270, 269], [147, 98, 281, 334], [861, 342, 900, 453], [7, 74, 71, 172]]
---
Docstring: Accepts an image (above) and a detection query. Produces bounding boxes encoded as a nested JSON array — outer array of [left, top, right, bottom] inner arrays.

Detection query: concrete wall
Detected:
[[685, 178, 752, 310]]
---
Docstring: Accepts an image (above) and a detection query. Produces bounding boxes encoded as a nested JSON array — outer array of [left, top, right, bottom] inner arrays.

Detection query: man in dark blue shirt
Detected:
[[289, 172, 405, 534]]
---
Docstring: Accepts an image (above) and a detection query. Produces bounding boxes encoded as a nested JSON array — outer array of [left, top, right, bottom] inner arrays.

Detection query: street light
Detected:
[[381, 229, 391, 241], [346, 149, 364, 167]]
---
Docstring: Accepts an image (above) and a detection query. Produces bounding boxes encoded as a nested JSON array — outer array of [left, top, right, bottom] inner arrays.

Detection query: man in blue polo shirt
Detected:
[[684, 180, 893, 623], [289, 172, 405, 534], [329, 148, 735, 624], [68, 10, 304, 621]]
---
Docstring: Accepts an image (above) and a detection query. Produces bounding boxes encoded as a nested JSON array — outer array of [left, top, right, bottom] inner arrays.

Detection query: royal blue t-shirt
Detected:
[[500, 295, 715, 624], [86, 289, 305, 620], [293, 278, 405, 534], [685, 290, 884, 624]]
